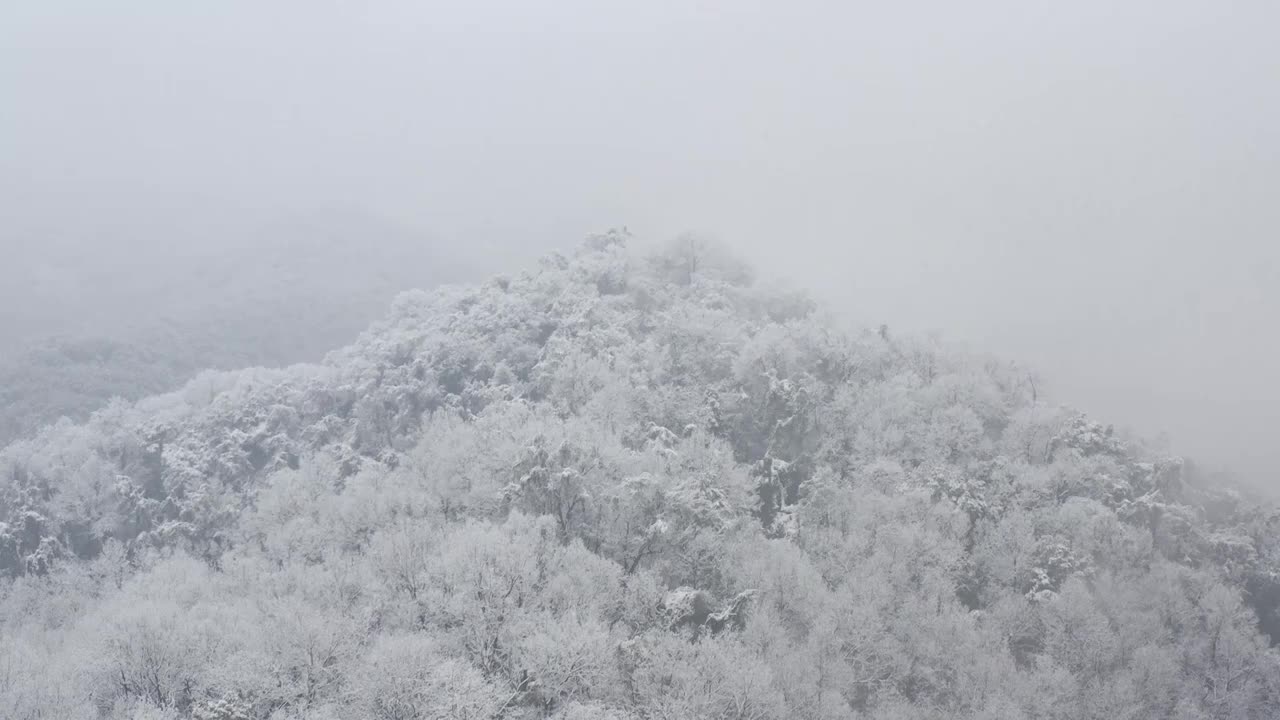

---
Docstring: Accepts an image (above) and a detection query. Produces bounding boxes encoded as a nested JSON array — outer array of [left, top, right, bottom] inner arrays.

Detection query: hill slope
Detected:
[[1, 233, 1277, 719], [0, 213, 483, 446]]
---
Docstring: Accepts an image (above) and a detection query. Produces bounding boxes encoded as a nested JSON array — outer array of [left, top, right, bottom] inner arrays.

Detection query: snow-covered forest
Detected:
[[2, 234, 1277, 719]]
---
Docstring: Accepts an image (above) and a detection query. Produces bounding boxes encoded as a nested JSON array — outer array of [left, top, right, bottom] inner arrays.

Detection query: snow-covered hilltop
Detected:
[[2, 233, 1278, 719]]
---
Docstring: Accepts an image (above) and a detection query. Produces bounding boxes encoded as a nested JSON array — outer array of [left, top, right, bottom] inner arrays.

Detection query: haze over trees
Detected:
[[0, 211, 489, 447], [1, 236, 1278, 719]]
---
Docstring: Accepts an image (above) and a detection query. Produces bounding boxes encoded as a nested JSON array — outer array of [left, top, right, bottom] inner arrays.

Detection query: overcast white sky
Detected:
[[2, 1, 1278, 482]]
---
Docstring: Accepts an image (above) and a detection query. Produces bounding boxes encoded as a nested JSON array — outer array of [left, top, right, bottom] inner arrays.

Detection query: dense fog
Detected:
[[4, 0, 1276, 484], [4, 5, 1280, 718]]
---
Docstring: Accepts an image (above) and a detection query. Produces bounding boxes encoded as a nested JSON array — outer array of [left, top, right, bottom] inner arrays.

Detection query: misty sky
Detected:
[[2, 1, 1278, 482]]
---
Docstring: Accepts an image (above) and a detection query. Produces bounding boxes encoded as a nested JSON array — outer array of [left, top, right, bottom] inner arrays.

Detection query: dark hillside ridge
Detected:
[[0, 216, 482, 446]]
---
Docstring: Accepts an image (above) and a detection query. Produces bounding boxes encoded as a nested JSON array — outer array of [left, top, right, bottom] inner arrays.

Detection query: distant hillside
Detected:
[[0, 212, 484, 445], [1, 233, 1277, 719]]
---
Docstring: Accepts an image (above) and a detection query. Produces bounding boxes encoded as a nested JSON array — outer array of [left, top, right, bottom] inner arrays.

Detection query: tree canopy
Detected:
[[2, 232, 1277, 719]]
